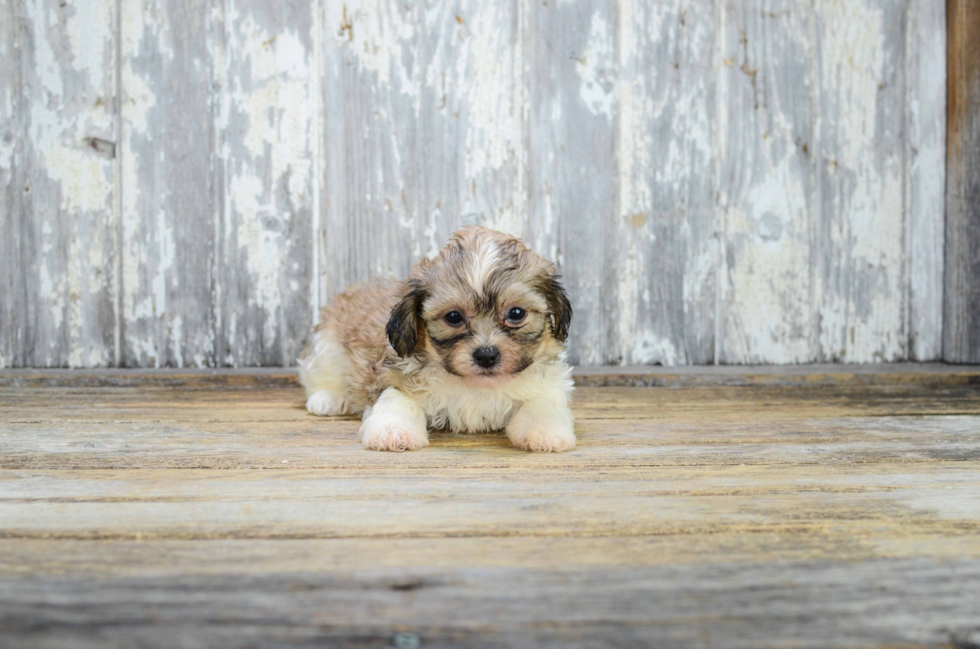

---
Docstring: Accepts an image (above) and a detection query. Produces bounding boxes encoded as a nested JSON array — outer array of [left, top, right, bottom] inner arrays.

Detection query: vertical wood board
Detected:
[[119, 0, 217, 368], [217, 0, 316, 366], [944, 0, 980, 363], [0, 0, 22, 368], [907, 1, 946, 361], [0, 0, 954, 367], [16, 0, 119, 368], [610, 0, 716, 365], [716, 1, 818, 364], [525, 0, 617, 365]]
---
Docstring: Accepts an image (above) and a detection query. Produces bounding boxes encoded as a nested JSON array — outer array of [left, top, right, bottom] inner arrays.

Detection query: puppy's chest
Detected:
[[418, 389, 519, 433]]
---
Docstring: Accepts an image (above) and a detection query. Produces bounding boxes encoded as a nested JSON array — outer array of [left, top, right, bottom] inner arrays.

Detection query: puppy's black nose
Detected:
[[473, 346, 500, 369]]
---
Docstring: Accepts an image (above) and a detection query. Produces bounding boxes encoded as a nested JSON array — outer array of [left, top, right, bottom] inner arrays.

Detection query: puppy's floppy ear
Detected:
[[386, 280, 426, 357], [540, 274, 572, 342]]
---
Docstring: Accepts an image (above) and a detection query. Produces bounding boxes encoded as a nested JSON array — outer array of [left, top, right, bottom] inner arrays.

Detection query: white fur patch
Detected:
[[401, 359, 575, 436], [505, 398, 576, 452], [306, 390, 350, 416], [360, 387, 429, 452], [465, 237, 501, 295], [298, 329, 351, 398]]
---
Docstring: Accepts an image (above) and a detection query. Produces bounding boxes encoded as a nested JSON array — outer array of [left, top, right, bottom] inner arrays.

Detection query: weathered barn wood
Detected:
[[1, 369, 979, 646], [0, 0, 20, 368], [119, 0, 217, 368], [908, 0, 947, 361], [3, 0, 119, 368], [0, 0, 953, 367], [218, 0, 317, 367], [944, 0, 980, 363]]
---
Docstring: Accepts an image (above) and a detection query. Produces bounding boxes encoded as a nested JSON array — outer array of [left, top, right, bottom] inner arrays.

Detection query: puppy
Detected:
[[298, 226, 575, 452]]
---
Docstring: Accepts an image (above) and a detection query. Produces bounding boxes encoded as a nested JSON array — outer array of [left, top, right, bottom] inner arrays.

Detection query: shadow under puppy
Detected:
[[298, 226, 575, 452]]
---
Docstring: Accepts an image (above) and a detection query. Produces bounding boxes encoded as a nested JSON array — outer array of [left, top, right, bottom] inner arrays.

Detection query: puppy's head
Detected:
[[386, 226, 571, 386]]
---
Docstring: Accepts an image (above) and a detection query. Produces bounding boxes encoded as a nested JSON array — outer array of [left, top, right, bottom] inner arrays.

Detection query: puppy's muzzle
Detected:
[[473, 346, 500, 369]]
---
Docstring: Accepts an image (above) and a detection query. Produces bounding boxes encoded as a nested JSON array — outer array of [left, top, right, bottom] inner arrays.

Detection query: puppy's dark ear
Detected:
[[386, 280, 426, 358], [541, 275, 572, 342]]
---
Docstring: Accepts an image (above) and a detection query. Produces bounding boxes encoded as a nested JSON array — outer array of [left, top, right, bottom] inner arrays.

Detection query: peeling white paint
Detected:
[[22, 0, 116, 367], [455, 3, 521, 182], [38, 221, 63, 335], [576, 12, 616, 119], [817, 0, 905, 363], [906, 0, 946, 361], [725, 156, 813, 363], [345, 0, 417, 94], [3, 0, 948, 368], [221, 4, 315, 362]]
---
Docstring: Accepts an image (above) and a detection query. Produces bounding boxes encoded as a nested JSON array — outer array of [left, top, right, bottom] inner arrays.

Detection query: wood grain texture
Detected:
[[525, 0, 616, 366], [907, 1, 946, 361], [613, 0, 716, 365], [1, 374, 979, 646], [819, 0, 912, 364], [944, 0, 980, 363], [0, 0, 953, 368], [119, 0, 217, 368], [320, 0, 525, 305], [1, 560, 979, 648], [0, 0, 21, 369], [14, 0, 119, 368], [216, 0, 317, 367], [4, 362, 979, 389], [717, 1, 818, 364]]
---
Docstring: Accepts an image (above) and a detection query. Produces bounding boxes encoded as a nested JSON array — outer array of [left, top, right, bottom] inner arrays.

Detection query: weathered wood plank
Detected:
[[6, 532, 980, 577], [1, 378, 979, 646], [17, 0, 118, 368], [416, 0, 526, 247], [1, 559, 978, 647], [907, 1, 946, 361], [3, 461, 979, 539], [3, 363, 980, 389], [0, 1, 957, 368], [320, 0, 421, 300], [717, 2, 817, 364], [216, 0, 316, 367], [614, 0, 716, 365], [118, 0, 217, 368], [3, 379, 980, 424], [320, 0, 422, 297], [815, 0, 909, 363], [4, 415, 980, 469], [526, 0, 615, 366], [319, 0, 524, 308], [944, 0, 980, 363], [2, 380, 979, 471], [0, 0, 21, 369]]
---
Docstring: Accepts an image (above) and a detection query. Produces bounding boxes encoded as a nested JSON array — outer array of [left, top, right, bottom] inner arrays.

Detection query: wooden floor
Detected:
[[2, 365, 980, 648]]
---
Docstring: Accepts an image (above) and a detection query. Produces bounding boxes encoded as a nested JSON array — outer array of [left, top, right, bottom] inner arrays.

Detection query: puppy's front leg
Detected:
[[359, 387, 429, 452], [506, 396, 576, 453]]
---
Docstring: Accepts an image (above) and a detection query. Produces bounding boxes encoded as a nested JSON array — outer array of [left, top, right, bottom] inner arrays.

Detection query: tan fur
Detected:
[[298, 226, 576, 452]]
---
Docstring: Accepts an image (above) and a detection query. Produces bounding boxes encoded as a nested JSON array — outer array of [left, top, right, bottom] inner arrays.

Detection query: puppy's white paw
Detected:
[[359, 415, 429, 452], [506, 414, 576, 453], [306, 390, 349, 416]]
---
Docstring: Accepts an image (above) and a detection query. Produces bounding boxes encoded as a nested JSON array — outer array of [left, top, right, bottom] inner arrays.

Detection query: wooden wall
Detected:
[[944, 0, 980, 363], [0, 0, 949, 367]]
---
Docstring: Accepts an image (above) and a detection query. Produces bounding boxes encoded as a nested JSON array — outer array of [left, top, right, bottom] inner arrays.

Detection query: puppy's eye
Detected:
[[444, 311, 465, 326], [506, 307, 526, 322]]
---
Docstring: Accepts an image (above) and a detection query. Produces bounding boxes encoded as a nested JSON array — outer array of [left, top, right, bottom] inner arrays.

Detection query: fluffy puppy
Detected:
[[298, 226, 575, 452]]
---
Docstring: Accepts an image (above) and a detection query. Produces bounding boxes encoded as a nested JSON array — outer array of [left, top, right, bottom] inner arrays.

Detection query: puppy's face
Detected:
[[386, 227, 571, 386]]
